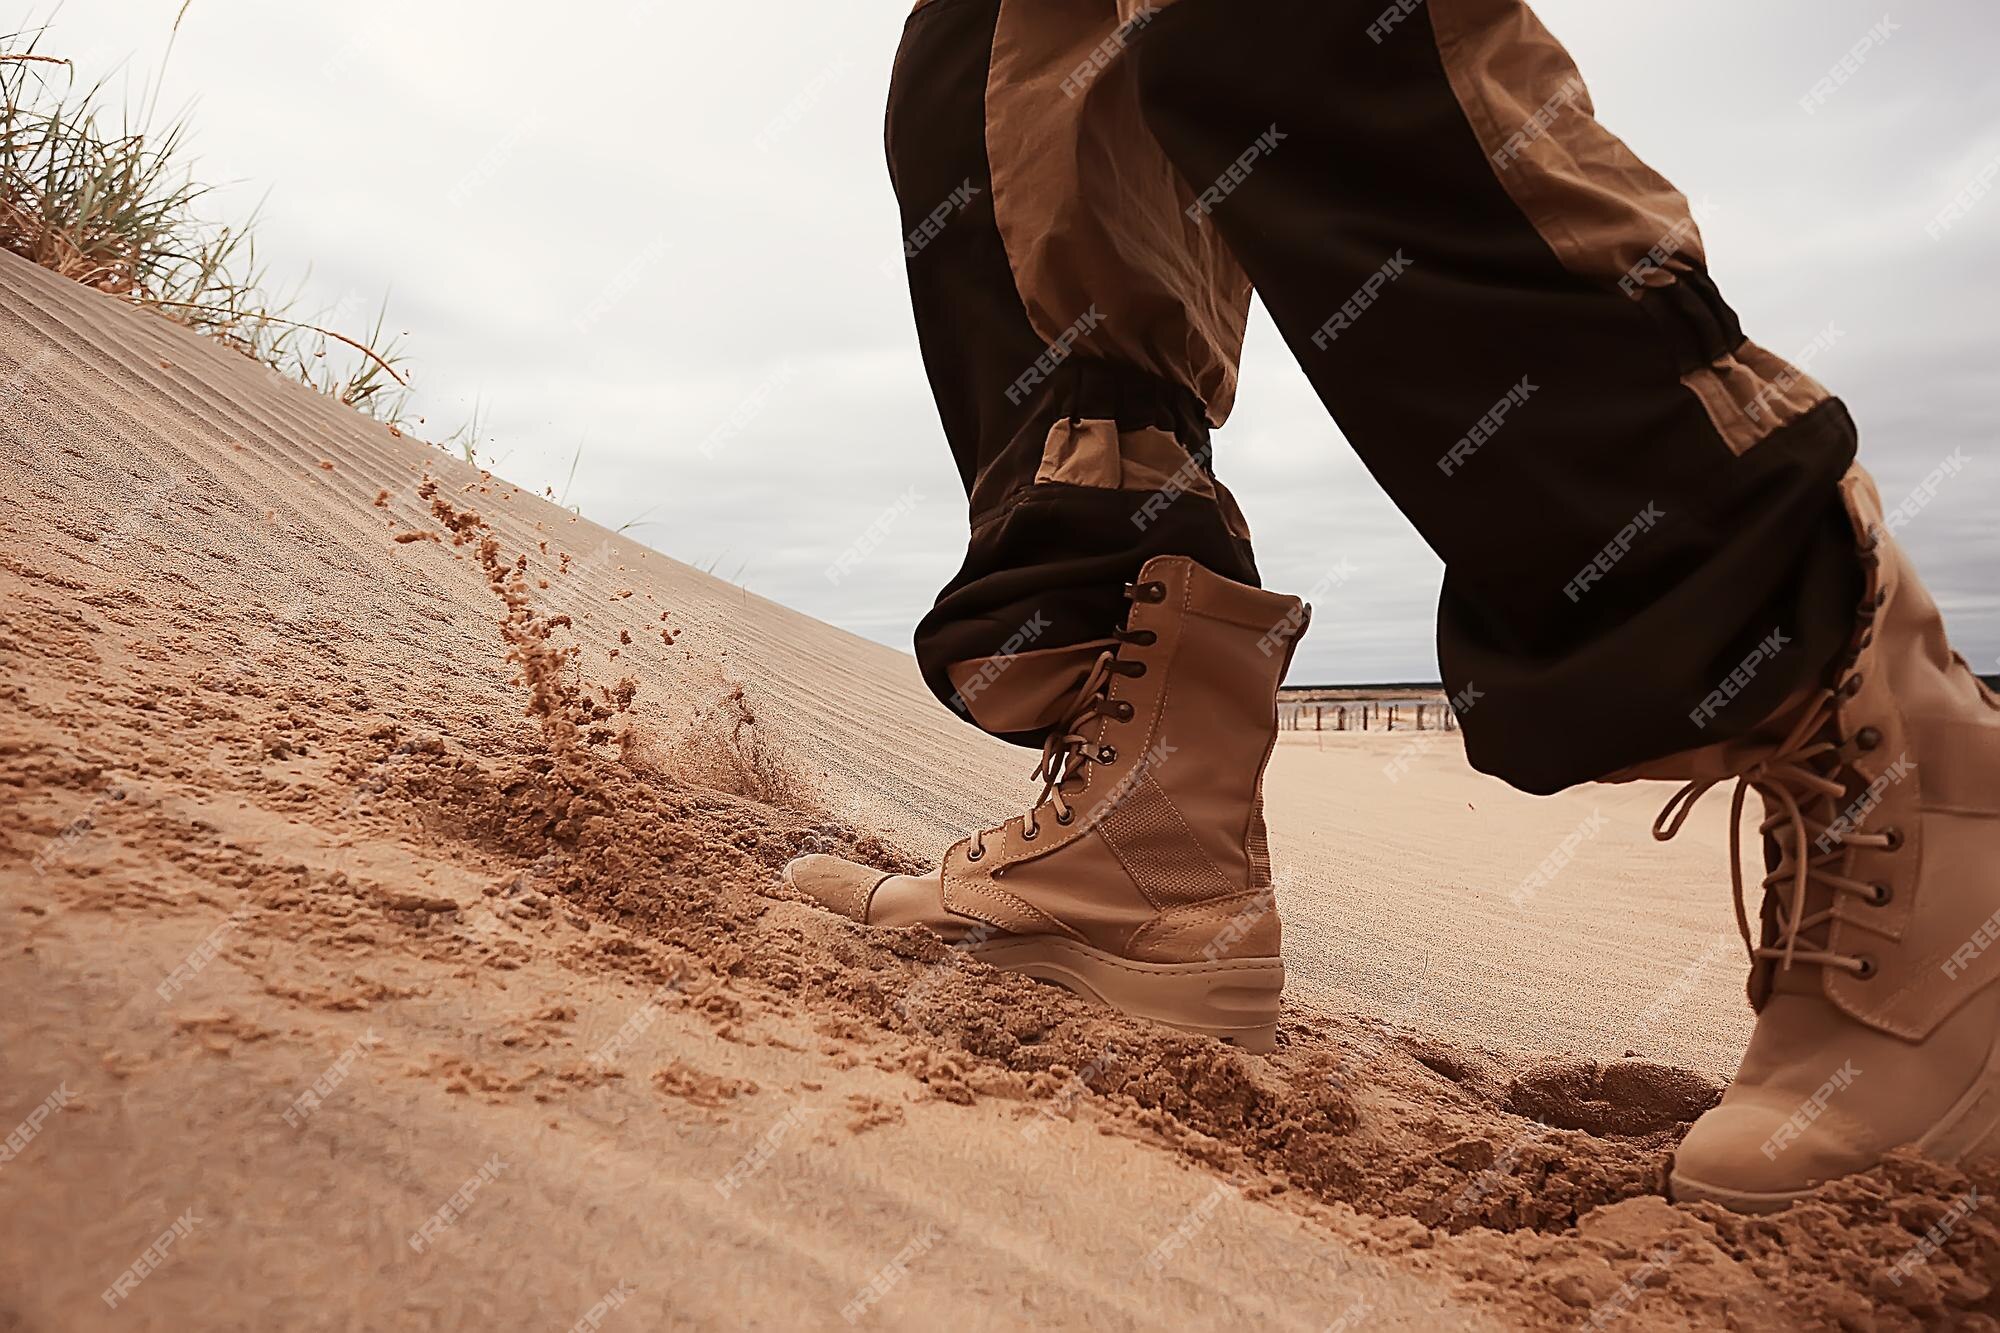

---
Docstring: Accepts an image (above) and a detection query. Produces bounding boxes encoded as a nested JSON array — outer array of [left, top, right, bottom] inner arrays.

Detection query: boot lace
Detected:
[[965, 583, 1157, 861], [1652, 686, 1898, 979]]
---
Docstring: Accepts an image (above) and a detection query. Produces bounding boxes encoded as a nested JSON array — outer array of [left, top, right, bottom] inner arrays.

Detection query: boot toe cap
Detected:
[[1669, 1094, 1877, 1213], [781, 854, 892, 923]]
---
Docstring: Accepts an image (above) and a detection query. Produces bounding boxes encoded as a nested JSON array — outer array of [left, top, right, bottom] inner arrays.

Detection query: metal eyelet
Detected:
[[1855, 726, 1882, 752], [1867, 882, 1893, 907], [1141, 581, 1167, 603], [1841, 674, 1865, 699], [1882, 826, 1905, 852], [1854, 956, 1878, 980], [1021, 823, 1038, 842], [1056, 809, 1074, 826], [965, 846, 983, 863], [1098, 745, 1117, 764], [1114, 702, 1135, 721]]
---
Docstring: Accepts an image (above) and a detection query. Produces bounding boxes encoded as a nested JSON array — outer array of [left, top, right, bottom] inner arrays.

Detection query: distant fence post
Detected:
[[1273, 689, 1460, 735]]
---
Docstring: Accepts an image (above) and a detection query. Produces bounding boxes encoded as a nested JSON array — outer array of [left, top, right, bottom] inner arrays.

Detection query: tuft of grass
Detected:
[[438, 398, 489, 466], [0, 16, 412, 423]]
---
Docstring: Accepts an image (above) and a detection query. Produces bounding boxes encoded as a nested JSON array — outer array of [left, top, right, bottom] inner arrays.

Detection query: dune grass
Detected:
[[0, 18, 413, 424]]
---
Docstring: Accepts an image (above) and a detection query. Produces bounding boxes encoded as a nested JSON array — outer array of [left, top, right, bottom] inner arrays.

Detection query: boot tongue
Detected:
[[943, 638, 1121, 736], [1004, 670, 1117, 835], [1756, 774, 1844, 999]]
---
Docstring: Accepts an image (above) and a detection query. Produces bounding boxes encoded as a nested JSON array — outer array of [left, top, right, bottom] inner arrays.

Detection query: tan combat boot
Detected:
[[1631, 466, 2000, 1213], [784, 556, 1307, 1052]]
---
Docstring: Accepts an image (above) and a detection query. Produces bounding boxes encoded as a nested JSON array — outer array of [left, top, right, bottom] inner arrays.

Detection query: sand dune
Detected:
[[1266, 732, 1756, 1078], [3, 249, 1995, 1329]]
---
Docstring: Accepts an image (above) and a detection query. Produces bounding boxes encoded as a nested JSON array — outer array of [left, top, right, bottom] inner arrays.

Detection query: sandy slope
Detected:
[[1265, 732, 1755, 1079], [2, 249, 1996, 1330]]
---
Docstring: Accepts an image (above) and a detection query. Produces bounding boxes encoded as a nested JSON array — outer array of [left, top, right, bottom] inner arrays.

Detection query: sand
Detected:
[[2, 247, 1996, 1329]]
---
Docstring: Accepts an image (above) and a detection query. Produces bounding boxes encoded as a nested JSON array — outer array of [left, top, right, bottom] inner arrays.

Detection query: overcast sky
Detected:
[[42, 1, 2000, 683]]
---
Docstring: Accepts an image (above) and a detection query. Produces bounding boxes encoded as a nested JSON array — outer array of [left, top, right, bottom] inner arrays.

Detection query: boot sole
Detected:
[[1664, 1172, 1826, 1216], [1670, 1000, 2000, 1214], [780, 863, 1285, 1051], [969, 935, 1285, 1054]]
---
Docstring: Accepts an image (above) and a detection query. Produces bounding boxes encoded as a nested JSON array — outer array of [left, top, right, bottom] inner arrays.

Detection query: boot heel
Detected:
[[971, 936, 1285, 1054], [1918, 1012, 2000, 1163]]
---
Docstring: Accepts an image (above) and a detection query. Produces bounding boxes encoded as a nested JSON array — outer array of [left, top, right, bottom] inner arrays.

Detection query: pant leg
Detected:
[[1130, 0, 1863, 794], [888, 0, 1262, 746]]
